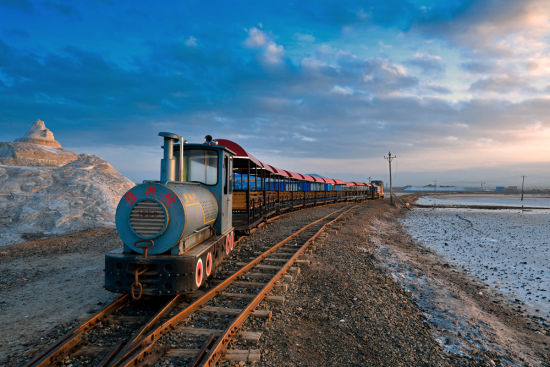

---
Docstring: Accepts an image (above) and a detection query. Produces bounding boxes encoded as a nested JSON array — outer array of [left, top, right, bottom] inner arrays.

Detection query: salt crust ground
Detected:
[[402, 195, 550, 322], [370, 202, 549, 366]]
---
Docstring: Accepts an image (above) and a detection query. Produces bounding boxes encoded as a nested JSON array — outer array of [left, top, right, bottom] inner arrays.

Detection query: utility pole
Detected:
[[384, 152, 397, 204], [521, 175, 525, 201]]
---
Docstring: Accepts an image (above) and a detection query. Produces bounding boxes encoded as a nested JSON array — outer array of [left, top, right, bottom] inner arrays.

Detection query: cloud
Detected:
[[422, 84, 451, 94], [293, 32, 315, 42], [406, 53, 444, 74], [415, 0, 550, 59], [184, 36, 197, 47], [244, 27, 267, 48], [361, 58, 418, 93], [244, 27, 285, 65], [2, 2, 550, 185], [263, 41, 284, 64], [331, 85, 353, 95], [301, 57, 328, 70], [469, 74, 534, 93], [460, 60, 495, 74], [0, 39, 205, 142]]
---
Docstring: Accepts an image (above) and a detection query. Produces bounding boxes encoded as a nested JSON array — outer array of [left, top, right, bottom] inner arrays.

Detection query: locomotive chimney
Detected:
[[159, 132, 178, 183]]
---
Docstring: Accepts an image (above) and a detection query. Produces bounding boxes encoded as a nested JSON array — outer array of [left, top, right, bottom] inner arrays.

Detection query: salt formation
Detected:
[[15, 119, 61, 147], [0, 120, 135, 245], [0, 120, 78, 167]]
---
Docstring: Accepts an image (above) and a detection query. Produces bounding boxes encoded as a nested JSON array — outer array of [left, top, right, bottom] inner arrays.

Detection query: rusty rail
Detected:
[[113, 204, 356, 366], [99, 295, 183, 366], [25, 294, 130, 367], [200, 204, 357, 366]]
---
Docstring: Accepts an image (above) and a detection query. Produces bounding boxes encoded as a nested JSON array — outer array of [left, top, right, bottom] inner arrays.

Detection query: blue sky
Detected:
[[1, 0, 550, 187]]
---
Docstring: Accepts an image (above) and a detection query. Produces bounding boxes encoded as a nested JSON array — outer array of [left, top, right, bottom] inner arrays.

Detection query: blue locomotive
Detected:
[[105, 133, 235, 298], [105, 132, 381, 299]]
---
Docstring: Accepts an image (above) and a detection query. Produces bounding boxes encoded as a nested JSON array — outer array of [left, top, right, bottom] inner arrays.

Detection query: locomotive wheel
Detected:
[[230, 231, 234, 250], [225, 234, 231, 255], [195, 258, 203, 287], [205, 252, 212, 277]]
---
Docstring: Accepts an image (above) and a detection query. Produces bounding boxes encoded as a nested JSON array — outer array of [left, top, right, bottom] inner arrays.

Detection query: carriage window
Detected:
[[187, 150, 218, 185]]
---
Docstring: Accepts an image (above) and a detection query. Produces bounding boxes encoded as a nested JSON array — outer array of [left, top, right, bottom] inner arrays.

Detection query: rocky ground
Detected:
[[1, 199, 549, 366]]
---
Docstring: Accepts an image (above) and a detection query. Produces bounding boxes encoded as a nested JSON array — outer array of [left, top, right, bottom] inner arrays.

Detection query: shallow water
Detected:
[[401, 200, 550, 322], [417, 194, 550, 208]]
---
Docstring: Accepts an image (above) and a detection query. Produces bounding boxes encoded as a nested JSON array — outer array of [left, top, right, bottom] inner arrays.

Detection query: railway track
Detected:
[[26, 203, 357, 367]]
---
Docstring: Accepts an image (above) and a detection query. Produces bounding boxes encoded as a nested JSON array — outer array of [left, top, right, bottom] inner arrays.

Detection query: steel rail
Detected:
[[25, 294, 129, 367], [247, 201, 337, 235], [99, 294, 183, 366], [199, 204, 357, 366], [111, 205, 351, 367]]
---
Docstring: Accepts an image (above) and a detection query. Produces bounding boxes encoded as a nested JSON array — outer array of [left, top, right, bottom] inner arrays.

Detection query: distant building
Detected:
[[495, 186, 518, 192], [403, 186, 465, 192]]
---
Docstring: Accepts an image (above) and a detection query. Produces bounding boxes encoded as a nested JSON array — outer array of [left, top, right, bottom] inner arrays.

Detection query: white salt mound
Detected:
[[0, 120, 135, 245]]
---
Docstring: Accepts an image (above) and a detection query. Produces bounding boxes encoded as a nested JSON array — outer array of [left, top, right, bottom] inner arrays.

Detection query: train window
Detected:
[[187, 150, 218, 185]]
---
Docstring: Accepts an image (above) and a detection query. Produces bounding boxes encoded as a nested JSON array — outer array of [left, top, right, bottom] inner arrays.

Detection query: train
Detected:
[[105, 132, 382, 299]]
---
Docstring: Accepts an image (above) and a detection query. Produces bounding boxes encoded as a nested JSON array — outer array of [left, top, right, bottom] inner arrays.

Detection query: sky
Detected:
[[1, 0, 549, 187]]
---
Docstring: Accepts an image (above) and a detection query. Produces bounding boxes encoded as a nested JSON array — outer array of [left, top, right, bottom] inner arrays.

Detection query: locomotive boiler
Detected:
[[105, 132, 235, 298]]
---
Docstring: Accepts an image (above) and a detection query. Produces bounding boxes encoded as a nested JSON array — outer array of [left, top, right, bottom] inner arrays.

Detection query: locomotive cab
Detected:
[[105, 132, 235, 297]]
